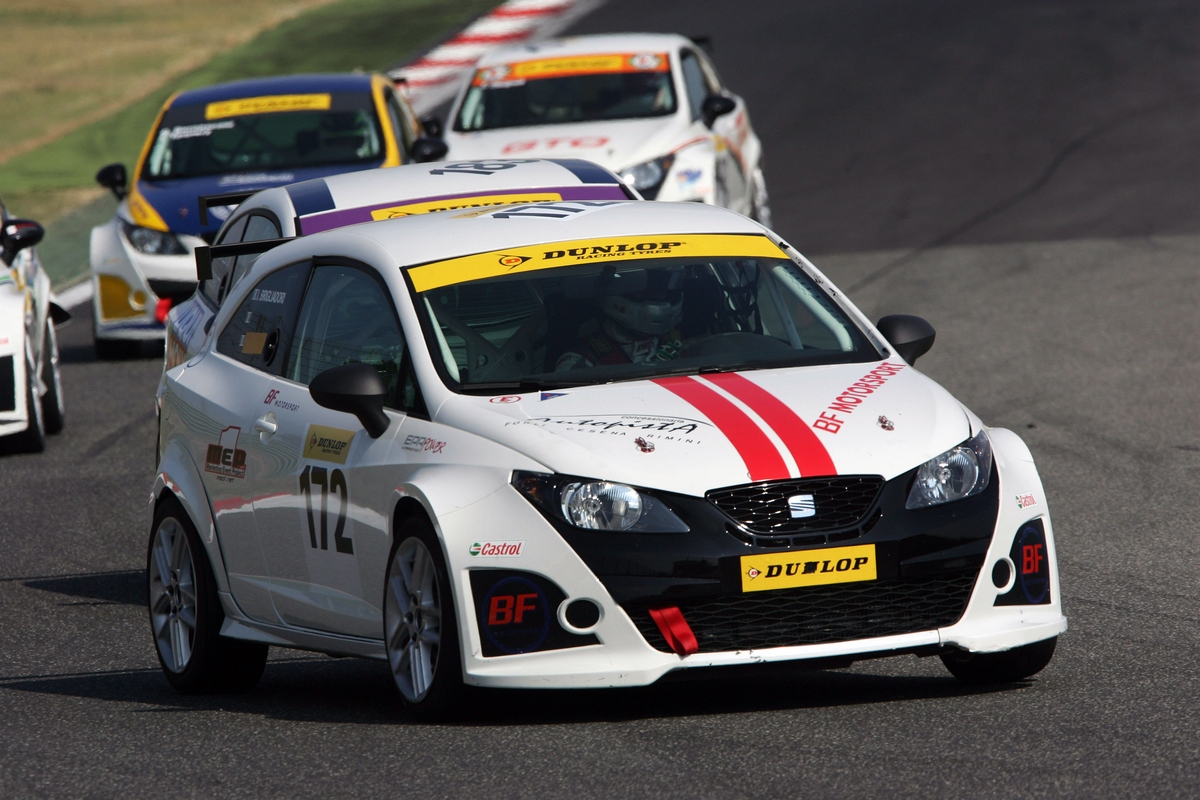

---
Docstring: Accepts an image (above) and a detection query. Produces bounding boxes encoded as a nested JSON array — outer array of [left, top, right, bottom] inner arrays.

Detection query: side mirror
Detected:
[[701, 94, 736, 128], [876, 315, 936, 365], [96, 163, 128, 200], [1, 218, 45, 263], [419, 115, 443, 139], [309, 363, 391, 438], [411, 137, 449, 163]]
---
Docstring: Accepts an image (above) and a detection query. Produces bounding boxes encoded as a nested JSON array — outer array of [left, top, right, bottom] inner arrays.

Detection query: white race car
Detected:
[[151, 199, 1064, 718], [0, 202, 68, 452], [163, 157, 635, 370], [443, 34, 770, 223]]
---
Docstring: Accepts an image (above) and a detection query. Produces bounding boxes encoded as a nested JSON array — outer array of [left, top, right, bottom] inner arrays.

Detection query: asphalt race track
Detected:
[[2, 1, 1198, 796]]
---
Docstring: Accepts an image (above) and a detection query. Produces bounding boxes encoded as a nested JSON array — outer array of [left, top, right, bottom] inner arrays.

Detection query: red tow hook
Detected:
[[648, 606, 699, 656], [155, 297, 173, 323]]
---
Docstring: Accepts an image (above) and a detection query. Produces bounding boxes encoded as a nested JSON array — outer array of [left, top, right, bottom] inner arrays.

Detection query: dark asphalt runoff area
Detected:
[[3, 1, 1199, 796]]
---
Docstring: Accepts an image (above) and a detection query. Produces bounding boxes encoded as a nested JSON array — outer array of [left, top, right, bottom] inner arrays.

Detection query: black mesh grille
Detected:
[[707, 475, 885, 535], [628, 573, 977, 653]]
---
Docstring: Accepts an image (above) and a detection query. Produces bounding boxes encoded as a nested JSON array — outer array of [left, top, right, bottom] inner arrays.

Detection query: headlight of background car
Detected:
[[906, 430, 993, 509], [120, 220, 187, 256], [513, 471, 689, 532], [617, 154, 675, 200]]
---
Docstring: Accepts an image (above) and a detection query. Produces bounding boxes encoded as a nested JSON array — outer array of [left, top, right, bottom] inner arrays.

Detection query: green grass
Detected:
[[0, 0, 494, 194], [2, 0, 497, 287]]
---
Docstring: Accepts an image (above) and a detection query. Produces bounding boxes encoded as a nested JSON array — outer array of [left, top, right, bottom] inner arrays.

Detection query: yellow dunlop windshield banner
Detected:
[[408, 233, 787, 292], [370, 192, 563, 220], [473, 52, 669, 85], [206, 93, 332, 120], [740, 544, 877, 593]]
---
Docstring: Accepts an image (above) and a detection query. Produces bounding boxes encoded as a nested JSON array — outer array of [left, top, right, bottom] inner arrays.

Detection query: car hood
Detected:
[[444, 115, 694, 174], [435, 360, 973, 497], [132, 161, 384, 237]]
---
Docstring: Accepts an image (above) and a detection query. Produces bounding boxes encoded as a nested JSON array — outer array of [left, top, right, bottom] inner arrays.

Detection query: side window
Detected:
[[696, 50, 723, 93], [229, 213, 282, 295], [286, 263, 422, 413], [386, 92, 416, 160], [216, 262, 310, 374], [201, 215, 248, 305], [680, 51, 710, 121]]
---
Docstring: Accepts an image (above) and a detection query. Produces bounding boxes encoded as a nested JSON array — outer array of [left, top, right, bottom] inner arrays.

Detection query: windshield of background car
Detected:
[[454, 52, 677, 132], [411, 235, 880, 392], [144, 91, 383, 180]]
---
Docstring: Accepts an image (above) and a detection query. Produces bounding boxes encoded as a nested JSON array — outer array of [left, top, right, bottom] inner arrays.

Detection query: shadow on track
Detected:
[[0, 656, 1026, 727], [21, 569, 145, 606]]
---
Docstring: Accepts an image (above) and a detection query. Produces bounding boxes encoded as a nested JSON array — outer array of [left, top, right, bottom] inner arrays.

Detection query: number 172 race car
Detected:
[[152, 198, 1065, 718]]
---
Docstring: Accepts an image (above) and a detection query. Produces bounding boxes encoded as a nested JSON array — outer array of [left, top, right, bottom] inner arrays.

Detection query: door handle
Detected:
[[254, 415, 277, 434]]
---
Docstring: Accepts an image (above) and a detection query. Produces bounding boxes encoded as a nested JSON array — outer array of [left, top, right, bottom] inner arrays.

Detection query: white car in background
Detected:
[[443, 33, 770, 223], [150, 199, 1064, 719], [163, 157, 635, 370], [0, 201, 69, 452]]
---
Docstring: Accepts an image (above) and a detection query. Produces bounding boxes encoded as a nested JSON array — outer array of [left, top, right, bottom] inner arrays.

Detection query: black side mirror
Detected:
[[411, 137, 449, 163], [419, 115, 443, 139], [1, 218, 45, 263], [876, 315, 936, 365], [96, 163, 128, 200], [701, 94, 736, 128], [309, 363, 391, 438]]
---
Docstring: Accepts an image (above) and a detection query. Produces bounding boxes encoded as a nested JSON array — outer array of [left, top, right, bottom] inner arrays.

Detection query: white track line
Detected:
[[391, 0, 606, 115]]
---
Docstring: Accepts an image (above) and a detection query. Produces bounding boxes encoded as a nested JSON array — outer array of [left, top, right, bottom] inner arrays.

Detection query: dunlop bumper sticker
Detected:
[[407, 233, 788, 292], [303, 424, 355, 464], [740, 544, 876, 593], [206, 94, 332, 120]]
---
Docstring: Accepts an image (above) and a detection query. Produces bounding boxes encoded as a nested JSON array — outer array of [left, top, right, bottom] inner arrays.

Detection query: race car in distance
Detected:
[[0, 202, 69, 452], [151, 199, 1064, 718], [443, 34, 770, 223], [163, 157, 636, 370], [90, 73, 446, 359]]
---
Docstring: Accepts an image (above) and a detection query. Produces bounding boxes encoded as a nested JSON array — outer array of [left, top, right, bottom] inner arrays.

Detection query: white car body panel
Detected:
[[155, 201, 1065, 689], [0, 238, 59, 439]]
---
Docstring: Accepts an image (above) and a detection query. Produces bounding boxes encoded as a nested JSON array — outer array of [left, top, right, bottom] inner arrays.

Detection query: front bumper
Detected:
[[443, 429, 1065, 688]]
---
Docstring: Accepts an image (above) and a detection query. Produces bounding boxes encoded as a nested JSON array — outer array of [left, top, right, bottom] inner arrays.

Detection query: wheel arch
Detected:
[[152, 438, 231, 594]]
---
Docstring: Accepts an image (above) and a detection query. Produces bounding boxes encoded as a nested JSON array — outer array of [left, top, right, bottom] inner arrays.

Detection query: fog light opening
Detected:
[[557, 598, 602, 634], [991, 557, 1015, 592]]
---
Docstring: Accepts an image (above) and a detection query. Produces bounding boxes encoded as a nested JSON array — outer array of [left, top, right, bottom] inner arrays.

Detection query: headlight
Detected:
[[617, 154, 675, 200], [513, 471, 689, 533], [120, 220, 186, 256], [906, 430, 993, 509]]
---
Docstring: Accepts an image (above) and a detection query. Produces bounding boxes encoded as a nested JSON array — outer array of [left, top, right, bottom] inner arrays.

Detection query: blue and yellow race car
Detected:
[[89, 72, 445, 358]]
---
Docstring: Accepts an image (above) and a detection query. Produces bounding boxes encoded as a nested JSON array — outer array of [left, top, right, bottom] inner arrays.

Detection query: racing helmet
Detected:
[[599, 268, 684, 336]]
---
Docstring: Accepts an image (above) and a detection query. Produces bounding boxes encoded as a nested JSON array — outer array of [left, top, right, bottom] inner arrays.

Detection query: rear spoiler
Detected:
[[197, 191, 257, 226], [193, 237, 294, 281]]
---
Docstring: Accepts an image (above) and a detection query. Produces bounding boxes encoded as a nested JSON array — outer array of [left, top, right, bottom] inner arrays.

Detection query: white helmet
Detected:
[[599, 293, 683, 335]]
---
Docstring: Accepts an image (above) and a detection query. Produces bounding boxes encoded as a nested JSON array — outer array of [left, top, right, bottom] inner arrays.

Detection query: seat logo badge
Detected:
[[787, 494, 816, 518], [877, 415, 895, 431], [634, 436, 655, 453]]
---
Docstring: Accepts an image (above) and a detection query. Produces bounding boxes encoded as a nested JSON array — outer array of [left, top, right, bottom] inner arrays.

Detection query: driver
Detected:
[[555, 269, 684, 370]]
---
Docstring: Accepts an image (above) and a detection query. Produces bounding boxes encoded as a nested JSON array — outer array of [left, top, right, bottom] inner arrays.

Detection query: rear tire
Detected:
[[384, 515, 467, 721], [41, 321, 64, 435], [147, 496, 267, 694], [8, 356, 45, 453], [940, 637, 1057, 684]]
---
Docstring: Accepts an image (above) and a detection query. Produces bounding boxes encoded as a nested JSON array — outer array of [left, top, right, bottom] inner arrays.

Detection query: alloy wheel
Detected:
[[385, 537, 443, 703]]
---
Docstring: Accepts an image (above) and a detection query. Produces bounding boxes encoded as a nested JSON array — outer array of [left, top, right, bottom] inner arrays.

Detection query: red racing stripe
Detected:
[[652, 376, 788, 481], [700, 372, 837, 476]]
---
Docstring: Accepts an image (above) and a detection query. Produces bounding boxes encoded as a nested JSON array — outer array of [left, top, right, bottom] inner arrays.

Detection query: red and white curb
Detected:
[[390, 0, 605, 115]]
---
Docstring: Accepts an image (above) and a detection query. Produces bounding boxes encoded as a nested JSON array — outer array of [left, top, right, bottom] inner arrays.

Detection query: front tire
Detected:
[[147, 497, 267, 694], [384, 515, 466, 721], [7, 355, 45, 453], [940, 637, 1057, 684]]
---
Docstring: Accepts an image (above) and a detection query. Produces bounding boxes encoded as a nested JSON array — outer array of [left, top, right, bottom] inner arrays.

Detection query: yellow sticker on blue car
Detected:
[[206, 94, 332, 120], [740, 544, 877, 593]]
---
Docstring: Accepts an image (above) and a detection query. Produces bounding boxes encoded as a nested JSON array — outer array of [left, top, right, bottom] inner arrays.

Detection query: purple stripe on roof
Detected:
[[299, 184, 628, 234]]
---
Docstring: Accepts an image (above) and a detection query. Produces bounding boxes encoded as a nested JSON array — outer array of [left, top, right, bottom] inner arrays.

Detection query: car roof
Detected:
[[304, 199, 770, 273], [474, 33, 694, 68], [169, 73, 376, 109], [251, 159, 632, 235]]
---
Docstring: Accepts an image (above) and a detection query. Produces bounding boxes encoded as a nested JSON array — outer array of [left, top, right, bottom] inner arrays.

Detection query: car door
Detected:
[[252, 258, 426, 637], [680, 48, 749, 214], [173, 259, 310, 623]]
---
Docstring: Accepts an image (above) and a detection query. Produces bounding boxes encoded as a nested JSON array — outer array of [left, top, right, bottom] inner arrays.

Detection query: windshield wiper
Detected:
[[459, 378, 598, 395]]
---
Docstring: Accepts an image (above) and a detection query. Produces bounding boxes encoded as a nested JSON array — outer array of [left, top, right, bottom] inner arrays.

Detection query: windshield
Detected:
[[413, 242, 880, 392], [454, 52, 677, 132], [144, 91, 383, 180]]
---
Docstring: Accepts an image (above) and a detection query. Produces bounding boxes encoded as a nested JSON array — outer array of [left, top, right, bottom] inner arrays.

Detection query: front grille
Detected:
[[627, 573, 977, 653], [707, 475, 885, 536]]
